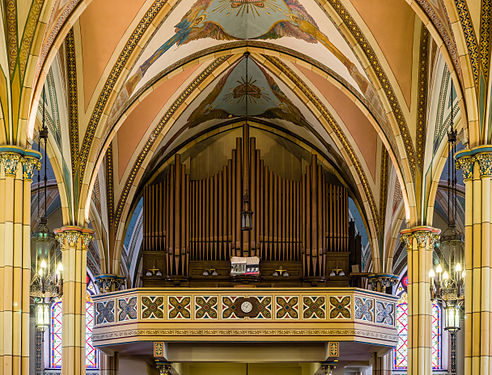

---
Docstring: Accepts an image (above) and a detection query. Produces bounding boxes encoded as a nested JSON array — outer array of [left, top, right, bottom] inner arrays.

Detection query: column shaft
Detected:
[[0, 148, 40, 375], [55, 226, 94, 375], [401, 226, 440, 375], [456, 150, 492, 375]]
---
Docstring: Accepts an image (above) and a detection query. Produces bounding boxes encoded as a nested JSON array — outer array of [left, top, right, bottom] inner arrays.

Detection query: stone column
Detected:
[[0, 147, 40, 375], [400, 226, 440, 375], [54, 226, 94, 375], [456, 147, 492, 375]]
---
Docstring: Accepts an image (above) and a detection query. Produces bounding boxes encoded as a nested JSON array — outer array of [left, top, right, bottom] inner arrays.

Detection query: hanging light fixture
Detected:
[[429, 86, 463, 374], [30, 86, 63, 330], [241, 52, 253, 231]]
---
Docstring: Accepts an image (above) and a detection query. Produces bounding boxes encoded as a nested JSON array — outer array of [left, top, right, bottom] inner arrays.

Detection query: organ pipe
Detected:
[[142, 137, 350, 281]]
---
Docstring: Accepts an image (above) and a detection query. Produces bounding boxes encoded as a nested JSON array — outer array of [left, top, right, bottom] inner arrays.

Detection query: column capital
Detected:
[[455, 154, 474, 180], [95, 274, 126, 293], [0, 146, 41, 178], [455, 146, 492, 180], [474, 152, 492, 177], [54, 226, 94, 249], [400, 226, 440, 248]]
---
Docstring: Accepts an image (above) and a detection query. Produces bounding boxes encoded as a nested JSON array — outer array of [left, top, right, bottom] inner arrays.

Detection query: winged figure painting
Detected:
[[118, 0, 371, 105]]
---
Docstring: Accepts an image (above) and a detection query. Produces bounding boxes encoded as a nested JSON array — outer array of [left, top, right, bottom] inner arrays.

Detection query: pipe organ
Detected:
[[142, 137, 361, 287]]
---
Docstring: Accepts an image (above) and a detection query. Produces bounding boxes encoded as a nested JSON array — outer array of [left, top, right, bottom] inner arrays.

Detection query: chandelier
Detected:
[[30, 87, 63, 330], [429, 87, 464, 333], [428, 88, 463, 374]]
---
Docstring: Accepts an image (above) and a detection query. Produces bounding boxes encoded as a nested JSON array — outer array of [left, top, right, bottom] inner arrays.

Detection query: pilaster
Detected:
[[456, 147, 492, 375], [400, 226, 440, 375], [0, 146, 40, 375], [54, 226, 94, 375]]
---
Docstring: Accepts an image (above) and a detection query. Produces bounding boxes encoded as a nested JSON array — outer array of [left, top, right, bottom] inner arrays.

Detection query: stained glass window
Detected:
[[49, 280, 99, 369], [393, 274, 442, 371], [50, 301, 63, 368]]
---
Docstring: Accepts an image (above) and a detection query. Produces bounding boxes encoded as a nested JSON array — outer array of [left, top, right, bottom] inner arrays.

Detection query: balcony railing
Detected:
[[92, 287, 397, 347]]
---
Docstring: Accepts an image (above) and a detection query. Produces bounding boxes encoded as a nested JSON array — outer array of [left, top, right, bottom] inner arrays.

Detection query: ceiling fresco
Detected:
[[114, 0, 377, 115], [185, 54, 309, 128]]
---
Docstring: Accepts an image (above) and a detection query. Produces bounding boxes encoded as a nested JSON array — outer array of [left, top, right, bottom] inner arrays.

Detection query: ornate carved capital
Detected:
[[22, 155, 41, 181], [0, 152, 21, 176], [400, 226, 440, 249], [455, 155, 474, 180], [0, 147, 42, 179], [367, 274, 398, 292], [54, 226, 94, 249], [475, 152, 492, 177], [95, 274, 125, 293]]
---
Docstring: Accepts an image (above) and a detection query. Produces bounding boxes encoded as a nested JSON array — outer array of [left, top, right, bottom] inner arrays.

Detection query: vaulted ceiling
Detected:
[[21, 0, 488, 280]]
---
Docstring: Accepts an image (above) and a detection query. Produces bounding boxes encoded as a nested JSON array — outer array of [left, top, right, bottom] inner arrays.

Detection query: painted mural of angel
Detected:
[[115, 0, 374, 115]]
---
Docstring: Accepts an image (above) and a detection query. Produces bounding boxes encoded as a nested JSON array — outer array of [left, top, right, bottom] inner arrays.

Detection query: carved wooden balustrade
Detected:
[[92, 287, 397, 347]]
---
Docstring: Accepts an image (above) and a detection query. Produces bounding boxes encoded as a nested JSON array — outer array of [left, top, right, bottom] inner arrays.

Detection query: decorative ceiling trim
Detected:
[[66, 29, 79, 176], [323, 0, 417, 174], [35, 0, 82, 82], [417, 27, 430, 172], [18, 0, 43, 81], [106, 143, 114, 228], [415, 0, 462, 82], [454, 0, 480, 88], [5, 0, 18, 76], [379, 150, 389, 234], [479, 0, 492, 82]]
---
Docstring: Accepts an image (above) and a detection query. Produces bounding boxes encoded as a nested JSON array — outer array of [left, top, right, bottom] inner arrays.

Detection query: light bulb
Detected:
[[443, 271, 449, 280], [40, 260, 47, 269], [455, 263, 462, 272], [56, 263, 63, 274], [436, 264, 443, 273], [429, 269, 435, 278], [38, 268, 44, 276]]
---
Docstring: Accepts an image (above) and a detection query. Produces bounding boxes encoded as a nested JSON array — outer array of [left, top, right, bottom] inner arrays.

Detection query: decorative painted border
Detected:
[[66, 29, 79, 175], [417, 26, 430, 171], [93, 290, 396, 329]]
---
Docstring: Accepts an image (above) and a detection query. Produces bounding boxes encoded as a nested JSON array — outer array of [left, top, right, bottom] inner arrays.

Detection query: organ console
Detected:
[[141, 135, 361, 287]]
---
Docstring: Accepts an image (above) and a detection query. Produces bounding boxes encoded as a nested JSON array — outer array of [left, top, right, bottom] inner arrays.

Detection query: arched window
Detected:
[[50, 279, 99, 369], [393, 274, 443, 371]]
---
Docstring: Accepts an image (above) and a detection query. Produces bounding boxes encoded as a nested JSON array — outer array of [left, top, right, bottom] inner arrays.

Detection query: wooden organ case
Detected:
[[141, 136, 361, 287]]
